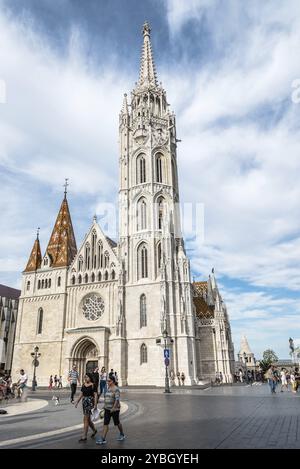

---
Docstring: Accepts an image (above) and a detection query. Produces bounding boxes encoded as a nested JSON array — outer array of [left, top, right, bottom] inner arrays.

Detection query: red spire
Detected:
[[46, 193, 77, 268], [25, 229, 42, 272]]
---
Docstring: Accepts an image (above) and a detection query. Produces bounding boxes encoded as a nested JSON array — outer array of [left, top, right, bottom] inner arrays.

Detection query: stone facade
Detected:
[[0, 284, 20, 373], [12, 23, 234, 386], [193, 275, 235, 383]]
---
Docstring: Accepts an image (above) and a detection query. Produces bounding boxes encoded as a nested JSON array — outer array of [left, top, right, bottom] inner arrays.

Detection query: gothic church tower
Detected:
[[119, 23, 197, 385]]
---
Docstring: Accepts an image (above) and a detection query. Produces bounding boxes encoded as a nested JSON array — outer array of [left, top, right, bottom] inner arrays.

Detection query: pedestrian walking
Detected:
[[280, 368, 288, 392], [99, 367, 107, 398], [290, 371, 297, 393], [265, 365, 278, 394], [75, 374, 98, 442], [115, 371, 119, 385], [215, 371, 220, 385], [181, 372, 185, 386], [92, 367, 100, 396], [109, 369, 115, 380], [177, 371, 181, 386], [239, 369, 243, 383], [68, 364, 80, 403], [58, 376, 63, 389], [295, 367, 300, 392], [219, 371, 223, 385], [54, 375, 58, 388], [48, 375, 53, 390], [96, 375, 125, 445], [170, 370, 175, 386], [247, 370, 253, 385]]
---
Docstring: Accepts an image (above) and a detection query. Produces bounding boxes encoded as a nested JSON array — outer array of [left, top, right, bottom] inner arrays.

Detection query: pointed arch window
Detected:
[[157, 196, 165, 230], [37, 308, 43, 335], [140, 343, 147, 364], [91, 272, 95, 282], [78, 274, 82, 284], [57, 276, 61, 287], [156, 153, 163, 183], [104, 252, 109, 268], [42, 279, 45, 289], [78, 256, 83, 272], [137, 243, 148, 279], [85, 243, 90, 270], [85, 273, 88, 283], [98, 271, 102, 282], [26, 281, 30, 291], [104, 271, 108, 281], [92, 230, 97, 269], [45, 279, 48, 289], [157, 242, 162, 270], [97, 242, 103, 269], [38, 280, 41, 290], [137, 198, 147, 231], [49, 278, 51, 288], [136, 154, 146, 184], [71, 275, 75, 285], [140, 294, 147, 328], [111, 270, 115, 280]]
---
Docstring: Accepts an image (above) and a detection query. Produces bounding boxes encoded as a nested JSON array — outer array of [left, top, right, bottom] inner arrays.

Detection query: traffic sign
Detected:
[[164, 358, 170, 367], [164, 349, 170, 359], [32, 359, 39, 367]]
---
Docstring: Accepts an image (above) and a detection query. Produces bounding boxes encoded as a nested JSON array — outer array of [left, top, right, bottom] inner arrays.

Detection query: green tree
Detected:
[[259, 359, 272, 374], [262, 349, 278, 364]]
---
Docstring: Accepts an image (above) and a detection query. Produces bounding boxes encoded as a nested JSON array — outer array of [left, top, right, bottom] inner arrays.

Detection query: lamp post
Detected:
[[31, 346, 41, 391], [243, 352, 248, 383], [162, 329, 171, 394]]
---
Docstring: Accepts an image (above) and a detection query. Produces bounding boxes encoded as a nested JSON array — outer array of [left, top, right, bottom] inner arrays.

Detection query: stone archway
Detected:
[[71, 337, 99, 382]]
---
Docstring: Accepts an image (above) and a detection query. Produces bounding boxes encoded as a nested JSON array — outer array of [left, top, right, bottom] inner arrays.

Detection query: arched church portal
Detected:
[[70, 337, 99, 382]]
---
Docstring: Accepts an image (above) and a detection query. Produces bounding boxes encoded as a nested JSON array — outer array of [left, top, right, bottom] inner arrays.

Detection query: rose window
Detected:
[[82, 294, 104, 321]]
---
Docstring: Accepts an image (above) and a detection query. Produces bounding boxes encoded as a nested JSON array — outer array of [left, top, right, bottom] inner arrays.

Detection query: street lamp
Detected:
[[162, 329, 171, 394], [243, 352, 248, 382], [31, 346, 41, 391]]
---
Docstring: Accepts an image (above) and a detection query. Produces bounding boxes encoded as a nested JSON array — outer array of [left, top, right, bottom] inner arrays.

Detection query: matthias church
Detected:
[[12, 24, 235, 386]]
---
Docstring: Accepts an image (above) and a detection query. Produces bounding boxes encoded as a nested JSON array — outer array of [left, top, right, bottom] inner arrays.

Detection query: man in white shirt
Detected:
[[17, 369, 28, 397]]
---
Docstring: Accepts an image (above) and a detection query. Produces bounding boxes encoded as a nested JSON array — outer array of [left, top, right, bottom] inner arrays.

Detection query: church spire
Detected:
[[138, 22, 158, 89], [45, 186, 77, 268], [24, 228, 42, 272]]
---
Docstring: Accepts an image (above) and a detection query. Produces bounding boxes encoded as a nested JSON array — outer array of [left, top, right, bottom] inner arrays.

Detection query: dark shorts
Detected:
[[104, 409, 120, 426]]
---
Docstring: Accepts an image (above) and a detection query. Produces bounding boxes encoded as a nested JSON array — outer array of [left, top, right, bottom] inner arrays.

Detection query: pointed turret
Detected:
[[24, 228, 42, 272], [121, 93, 129, 115], [211, 267, 217, 290], [207, 275, 215, 306], [239, 335, 252, 355], [45, 187, 77, 268], [138, 22, 158, 89]]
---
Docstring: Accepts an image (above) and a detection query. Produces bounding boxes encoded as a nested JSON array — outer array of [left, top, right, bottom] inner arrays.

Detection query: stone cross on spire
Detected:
[[63, 178, 69, 199], [138, 21, 158, 89]]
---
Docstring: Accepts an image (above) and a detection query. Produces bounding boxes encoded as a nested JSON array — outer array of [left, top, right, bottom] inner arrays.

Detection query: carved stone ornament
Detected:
[[152, 126, 168, 147]]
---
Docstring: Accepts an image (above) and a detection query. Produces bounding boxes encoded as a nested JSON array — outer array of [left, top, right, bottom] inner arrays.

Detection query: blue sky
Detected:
[[0, 0, 300, 359]]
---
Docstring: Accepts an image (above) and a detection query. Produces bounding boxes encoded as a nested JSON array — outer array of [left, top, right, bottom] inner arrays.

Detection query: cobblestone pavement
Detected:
[[1, 384, 300, 449]]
